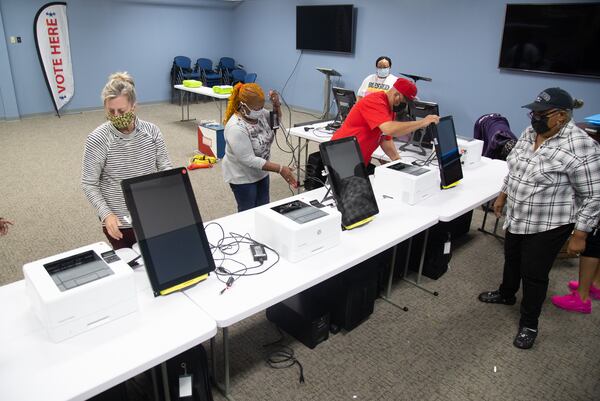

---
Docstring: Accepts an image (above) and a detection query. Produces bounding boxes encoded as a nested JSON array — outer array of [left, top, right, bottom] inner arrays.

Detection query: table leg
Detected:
[[480, 201, 490, 228], [477, 201, 505, 240], [178, 90, 196, 122], [180, 90, 184, 121], [160, 362, 171, 401], [211, 327, 235, 400], [296, 137, 302, 194], [493, 216, 500, 235], [416, 230, 428, 286], [402, 237, 413, 279], [379, 244, 409, 311], [186, 92, 191, 121], [386, 245, 397, 298], [223, 327, 230, 396], [209, 98, 226, 124], [402, 229, 439, 296], [304, 139, 309, 168], [218, 100, 224, 123], [210, 336, 217, 385]]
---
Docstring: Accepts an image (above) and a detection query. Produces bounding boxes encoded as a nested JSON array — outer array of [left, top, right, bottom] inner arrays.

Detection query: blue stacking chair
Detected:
[[230, 69, 247, 86], [173, 56, 200, 82], [196, 58, 222, 87], [171, 56, 200, 103], [244, 72, 257, 83], [171, 56, 200, 102], [218, 57, 238, 84]]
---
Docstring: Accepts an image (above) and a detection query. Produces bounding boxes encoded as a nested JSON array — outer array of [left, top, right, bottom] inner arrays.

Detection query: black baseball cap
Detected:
[[522, 87, 575, 112]]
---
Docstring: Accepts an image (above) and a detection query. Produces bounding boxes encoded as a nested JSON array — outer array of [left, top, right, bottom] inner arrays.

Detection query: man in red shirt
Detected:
[[331, 78, 439, 171]]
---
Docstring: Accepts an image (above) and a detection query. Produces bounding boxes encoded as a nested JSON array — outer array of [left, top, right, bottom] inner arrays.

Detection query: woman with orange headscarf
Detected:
[[222, 83, 297, 212]]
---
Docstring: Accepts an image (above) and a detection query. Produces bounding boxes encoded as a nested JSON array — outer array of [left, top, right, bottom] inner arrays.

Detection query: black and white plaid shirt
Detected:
[[502, 120, 600, 234]]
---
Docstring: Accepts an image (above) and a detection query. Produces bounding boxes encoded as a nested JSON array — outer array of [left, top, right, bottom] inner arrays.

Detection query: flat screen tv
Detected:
[[296, 5, 355, 53], [498, 3, 600, 79]]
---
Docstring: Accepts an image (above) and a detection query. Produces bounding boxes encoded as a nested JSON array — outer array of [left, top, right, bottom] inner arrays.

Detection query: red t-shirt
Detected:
[[331, 91, 393, 165]]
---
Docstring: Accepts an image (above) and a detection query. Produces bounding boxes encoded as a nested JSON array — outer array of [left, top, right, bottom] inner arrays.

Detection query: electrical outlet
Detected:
[[10, 36, 16, 44]]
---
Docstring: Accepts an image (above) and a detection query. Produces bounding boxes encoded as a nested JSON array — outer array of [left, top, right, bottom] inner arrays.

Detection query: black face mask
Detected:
[[531, 114, 552, 134], [393, 101, 408, 114]]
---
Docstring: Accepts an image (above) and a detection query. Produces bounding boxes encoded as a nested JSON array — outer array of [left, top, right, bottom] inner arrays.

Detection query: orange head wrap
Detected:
[[223, 83, 265, 124]]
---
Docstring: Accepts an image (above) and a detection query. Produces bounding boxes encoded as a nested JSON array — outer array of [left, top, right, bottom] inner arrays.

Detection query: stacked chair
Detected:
[[230, 68, 247, 86], [171, 56, 200, 103], [196, 58, 222, 87], [170, 56, 250, 102], [218, 57, 244, 84], [244, 72, 257, 83]]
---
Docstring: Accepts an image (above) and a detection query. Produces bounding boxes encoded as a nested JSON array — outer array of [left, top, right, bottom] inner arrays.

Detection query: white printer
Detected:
[[23, 242, 138, 342], [254, 199, 341, 262], [374, 159, 440, 205], [457, 136, 484, 168]]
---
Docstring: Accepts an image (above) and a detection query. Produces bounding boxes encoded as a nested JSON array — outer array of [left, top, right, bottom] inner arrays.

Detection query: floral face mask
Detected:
[[108, 111, 135, 130]]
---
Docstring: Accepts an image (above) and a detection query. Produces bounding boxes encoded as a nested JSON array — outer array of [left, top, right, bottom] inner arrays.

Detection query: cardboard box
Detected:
[[198, 123, 225, 159]]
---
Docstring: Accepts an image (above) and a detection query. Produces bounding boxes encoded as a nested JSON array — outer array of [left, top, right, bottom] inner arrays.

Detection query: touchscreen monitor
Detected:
[[319, 137, 379, 229], [121, 168, 215, 296], [431, 116, 463, 188], [332, 87, 357, 123]]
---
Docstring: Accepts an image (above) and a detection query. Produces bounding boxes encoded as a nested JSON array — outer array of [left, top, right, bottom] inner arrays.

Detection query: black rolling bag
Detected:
[[166, 344, 214, 401], [388, 211, 472, 280], [90, 344, 213, 401], [318, 255, 383, 332]]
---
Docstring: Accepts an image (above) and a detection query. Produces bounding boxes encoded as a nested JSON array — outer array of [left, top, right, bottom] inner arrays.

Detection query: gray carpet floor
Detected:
[[1, 100, 598, 401]]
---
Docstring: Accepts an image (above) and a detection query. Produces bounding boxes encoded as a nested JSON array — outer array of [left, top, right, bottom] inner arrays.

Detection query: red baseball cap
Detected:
[[393, 78, 417, 101]]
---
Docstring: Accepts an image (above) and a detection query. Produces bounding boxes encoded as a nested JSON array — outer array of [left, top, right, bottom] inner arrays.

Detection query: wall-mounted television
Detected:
[[498, 3, 600, 79], [296, 5, 355, 53]]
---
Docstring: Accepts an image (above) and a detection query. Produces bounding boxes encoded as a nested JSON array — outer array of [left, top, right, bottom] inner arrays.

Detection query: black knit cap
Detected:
[[522, 87, 575, 112]]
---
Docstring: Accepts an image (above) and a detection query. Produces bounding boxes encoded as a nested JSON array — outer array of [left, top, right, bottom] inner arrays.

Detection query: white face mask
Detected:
[[376, 67, 390, 78], [241, 102, 264, 120]]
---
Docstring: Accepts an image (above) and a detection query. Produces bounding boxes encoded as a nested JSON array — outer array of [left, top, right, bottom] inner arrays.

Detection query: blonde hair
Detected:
[[101, 71, 136, 105], [223, 83, 265, 124]]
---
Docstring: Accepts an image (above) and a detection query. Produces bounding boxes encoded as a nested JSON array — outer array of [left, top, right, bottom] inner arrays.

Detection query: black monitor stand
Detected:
[[398, 131, 429, 156], [330, 87, 356, 130], [316, 68, 342, 119], [398, 100, 439, 156], [394, 74, 434, 156]]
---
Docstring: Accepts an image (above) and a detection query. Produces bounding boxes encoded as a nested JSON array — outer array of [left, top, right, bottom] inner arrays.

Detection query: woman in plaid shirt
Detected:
[[478, 88, 600, 349]]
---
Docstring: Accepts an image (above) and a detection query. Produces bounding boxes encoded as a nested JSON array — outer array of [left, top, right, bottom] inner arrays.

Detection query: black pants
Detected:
[[499, 223, 573, 330]]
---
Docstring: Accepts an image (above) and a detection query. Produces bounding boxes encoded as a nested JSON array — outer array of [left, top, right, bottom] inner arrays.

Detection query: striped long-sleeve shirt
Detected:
[[501, 120, 600, 234], [81, 118, 172, 228]]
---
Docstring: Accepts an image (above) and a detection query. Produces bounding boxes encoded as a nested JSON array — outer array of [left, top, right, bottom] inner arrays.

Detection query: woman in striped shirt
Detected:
[[82, 72, 172, 249]]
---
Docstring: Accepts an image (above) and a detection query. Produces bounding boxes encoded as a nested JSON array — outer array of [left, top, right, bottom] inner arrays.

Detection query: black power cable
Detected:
[[204, 222, 281, 292], [263, 326, 305, 384]]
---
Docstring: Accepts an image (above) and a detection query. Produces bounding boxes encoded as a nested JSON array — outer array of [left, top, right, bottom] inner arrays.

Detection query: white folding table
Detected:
[[183, 186, 439, 398], [174, 84, 231, 122], [0, 263, 217, 401]]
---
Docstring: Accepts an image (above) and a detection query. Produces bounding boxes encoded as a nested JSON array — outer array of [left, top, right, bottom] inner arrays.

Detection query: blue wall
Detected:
[[0, 6, 19, 119], [1, 0, 599, 136], [231, 0, 600, 136], [0, 0, 233, 118]]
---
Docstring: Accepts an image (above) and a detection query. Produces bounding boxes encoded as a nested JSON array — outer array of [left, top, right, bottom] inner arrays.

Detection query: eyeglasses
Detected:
[[527, 110, 559, 121]]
